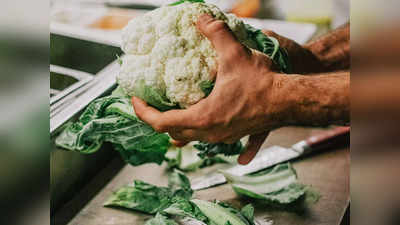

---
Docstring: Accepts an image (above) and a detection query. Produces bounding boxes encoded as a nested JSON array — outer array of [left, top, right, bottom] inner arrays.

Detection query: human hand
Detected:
[[262, 30, 325, 74], [132, 14, 289, 164]]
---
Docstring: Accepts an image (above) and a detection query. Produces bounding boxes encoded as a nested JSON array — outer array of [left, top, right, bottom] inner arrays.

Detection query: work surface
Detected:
[[54, 126, 350, 225]]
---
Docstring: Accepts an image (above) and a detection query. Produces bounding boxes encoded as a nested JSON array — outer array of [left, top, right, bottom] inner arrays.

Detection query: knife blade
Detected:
[[191, 126, 350, 190]]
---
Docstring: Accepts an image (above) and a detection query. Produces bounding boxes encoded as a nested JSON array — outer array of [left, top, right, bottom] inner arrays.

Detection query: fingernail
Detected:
[[171, 139, 188, 147], [237, 156, 249, 165]]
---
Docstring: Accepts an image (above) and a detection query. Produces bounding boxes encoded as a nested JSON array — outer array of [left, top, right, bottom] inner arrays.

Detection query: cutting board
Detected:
[[53, 126, 349, 225]]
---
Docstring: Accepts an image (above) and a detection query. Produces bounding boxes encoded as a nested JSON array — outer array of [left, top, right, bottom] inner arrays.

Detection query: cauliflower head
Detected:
[[117, 2, 257, 109]]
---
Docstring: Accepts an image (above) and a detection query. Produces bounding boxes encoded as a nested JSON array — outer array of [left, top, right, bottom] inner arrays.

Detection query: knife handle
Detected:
[[305, 126, 350, 153]]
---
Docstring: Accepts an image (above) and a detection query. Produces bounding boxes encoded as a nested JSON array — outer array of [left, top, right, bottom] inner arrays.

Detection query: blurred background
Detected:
[[351, 1, 400, 225], [1, 0, 399, 224], [0, 0, 49, 225]]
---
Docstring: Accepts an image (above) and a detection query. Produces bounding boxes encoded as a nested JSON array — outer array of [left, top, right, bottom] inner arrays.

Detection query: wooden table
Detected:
[[53, 126, 350, 225]]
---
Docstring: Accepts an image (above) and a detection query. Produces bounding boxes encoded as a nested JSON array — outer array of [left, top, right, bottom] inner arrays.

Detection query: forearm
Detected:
[[270, 71, 350, 127], [264, 23, 350, 74], [304, 23, 350, 72]]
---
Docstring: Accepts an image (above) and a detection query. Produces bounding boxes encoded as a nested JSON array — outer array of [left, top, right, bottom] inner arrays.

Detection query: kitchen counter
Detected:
[[52, 126, 349, 225]]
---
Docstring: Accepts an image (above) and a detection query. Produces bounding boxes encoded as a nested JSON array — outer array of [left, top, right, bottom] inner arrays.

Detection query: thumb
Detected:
[[196, 14, 243, 59], [238, 132, 269, 165]]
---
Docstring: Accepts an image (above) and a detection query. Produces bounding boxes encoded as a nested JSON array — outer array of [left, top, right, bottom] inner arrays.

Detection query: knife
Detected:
[[191, 126, 350, 190]]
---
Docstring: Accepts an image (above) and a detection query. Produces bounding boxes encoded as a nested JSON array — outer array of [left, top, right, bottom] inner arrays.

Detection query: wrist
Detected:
[[270, 73, 321, 126], [270, 72, 350, 127], [267, 73, 296, 127]]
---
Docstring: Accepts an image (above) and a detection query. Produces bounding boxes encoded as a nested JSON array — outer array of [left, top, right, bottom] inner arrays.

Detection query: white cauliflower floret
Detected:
[[118, 2, 250, 108], [118, 55, 165, 94]]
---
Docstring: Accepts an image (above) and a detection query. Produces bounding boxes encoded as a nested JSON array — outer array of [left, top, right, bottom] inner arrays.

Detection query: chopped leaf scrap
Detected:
[[104, 170, 193, 214], [190, 199, 255, 225], [166, 148, 230, 172], [145, 213, 179, 225], [194, 141, 244, 159], [221, 163, 320, 206], [105, 171, 257, 225]]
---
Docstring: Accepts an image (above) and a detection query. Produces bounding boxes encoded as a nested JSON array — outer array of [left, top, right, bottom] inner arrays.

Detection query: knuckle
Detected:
[[197, 117, 211, 129], [208, 20, 228, 34], [205, 136, 216, 143], [171, 130, 198, 142], [221, 134, 236, 144], [169, 132, 182, 141], [195, 113, 213, 129], [213, 116, 230, 128], [206, 135, 222, 144], [177, 136, 192, 142], [198, 14, 213, 24], [181, 130, 195, 139], [195, 120, 208, 129], [170, 132, 190, 142], [153, 123, 167, 133], [263, 30, 277, 37]]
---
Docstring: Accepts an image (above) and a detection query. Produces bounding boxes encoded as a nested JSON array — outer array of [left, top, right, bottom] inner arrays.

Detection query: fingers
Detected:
[[132, 96, 199, 132], [171, 139, 189, 147], [132, 96, 162, 126], [238, 132, 269, 165], [196, 14, 245, 61], [169, 129, 200, 142]]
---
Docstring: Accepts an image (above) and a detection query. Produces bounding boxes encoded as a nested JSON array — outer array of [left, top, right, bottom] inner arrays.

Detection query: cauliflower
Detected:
[[56, 0, 292, 165], [117, 2, 255, 108]]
